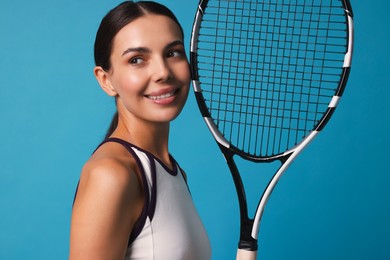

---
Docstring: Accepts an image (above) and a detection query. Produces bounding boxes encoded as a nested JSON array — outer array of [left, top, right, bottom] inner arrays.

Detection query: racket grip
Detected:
[[236, 249, 258, 260]]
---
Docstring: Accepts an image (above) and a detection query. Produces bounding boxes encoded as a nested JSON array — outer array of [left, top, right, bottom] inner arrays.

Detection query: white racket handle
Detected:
[[236, 249, 258, 260]]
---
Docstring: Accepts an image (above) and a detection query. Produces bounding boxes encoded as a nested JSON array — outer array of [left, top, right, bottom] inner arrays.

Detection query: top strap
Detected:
[[101, 138, 155, 246]]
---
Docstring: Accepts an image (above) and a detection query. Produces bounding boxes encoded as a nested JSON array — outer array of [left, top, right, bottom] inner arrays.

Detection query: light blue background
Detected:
[[0, 1, 389, 259]]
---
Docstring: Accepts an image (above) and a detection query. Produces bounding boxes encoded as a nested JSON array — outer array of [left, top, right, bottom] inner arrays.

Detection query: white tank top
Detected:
[[105, 138, 211, 260]]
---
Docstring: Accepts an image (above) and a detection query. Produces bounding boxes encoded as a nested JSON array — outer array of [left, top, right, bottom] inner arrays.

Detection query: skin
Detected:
[[69, 14, 190, 259]]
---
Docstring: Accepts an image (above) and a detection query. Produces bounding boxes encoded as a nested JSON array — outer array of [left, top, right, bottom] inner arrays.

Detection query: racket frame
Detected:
[[190, 0, 354, 256]]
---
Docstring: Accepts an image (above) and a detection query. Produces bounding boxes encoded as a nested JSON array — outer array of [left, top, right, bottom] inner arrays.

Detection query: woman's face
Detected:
[[107, 14, 190, 124]]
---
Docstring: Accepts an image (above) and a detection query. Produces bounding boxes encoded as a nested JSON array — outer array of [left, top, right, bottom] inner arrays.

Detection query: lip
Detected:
[[144, 87, 181, 105]]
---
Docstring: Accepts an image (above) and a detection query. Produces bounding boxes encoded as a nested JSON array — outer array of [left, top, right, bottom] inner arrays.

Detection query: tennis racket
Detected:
[[190, 0, 354, 259]]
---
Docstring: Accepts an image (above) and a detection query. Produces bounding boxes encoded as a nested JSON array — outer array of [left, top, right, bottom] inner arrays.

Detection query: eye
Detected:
[[167, 49, 183, 58], [129, 57, 144, 65]]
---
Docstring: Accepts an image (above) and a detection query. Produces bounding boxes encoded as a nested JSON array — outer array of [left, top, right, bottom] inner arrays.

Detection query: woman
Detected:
[[69, 1, 211, 259]]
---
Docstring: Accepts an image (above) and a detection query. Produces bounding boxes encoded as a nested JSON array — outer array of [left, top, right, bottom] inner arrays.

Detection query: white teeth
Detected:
[[147, 91, 175, 100]]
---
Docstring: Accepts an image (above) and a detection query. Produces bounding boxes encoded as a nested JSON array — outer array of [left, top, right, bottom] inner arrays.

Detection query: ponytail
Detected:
[[104, 111, 118, 139]]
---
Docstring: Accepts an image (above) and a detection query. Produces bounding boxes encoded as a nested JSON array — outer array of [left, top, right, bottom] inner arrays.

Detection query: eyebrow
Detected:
[[122, 47, 150, 57], [121, 40, 184, 57], [165, 40, 185, 50]]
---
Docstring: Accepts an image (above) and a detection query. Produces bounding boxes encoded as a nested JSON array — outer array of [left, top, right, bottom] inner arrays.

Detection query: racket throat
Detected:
[[221, 146, 259, 251], [238, 218, 258, 251]]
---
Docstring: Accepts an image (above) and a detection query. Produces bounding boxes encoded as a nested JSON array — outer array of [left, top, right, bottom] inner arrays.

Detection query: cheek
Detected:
[[177, 62, 191, 86], [184, 68, 191, 86], [115, 73, 147, 96]]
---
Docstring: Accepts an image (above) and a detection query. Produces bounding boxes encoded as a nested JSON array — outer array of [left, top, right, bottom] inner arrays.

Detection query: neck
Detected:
[[112, 114, 171, 167]]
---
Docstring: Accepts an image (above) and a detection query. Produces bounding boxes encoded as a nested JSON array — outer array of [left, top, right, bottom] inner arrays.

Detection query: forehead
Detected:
[[112, 14, 183, 52]]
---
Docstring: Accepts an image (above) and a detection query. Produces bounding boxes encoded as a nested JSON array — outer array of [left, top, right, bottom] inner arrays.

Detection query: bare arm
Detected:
[[69, 157, 143, 260]]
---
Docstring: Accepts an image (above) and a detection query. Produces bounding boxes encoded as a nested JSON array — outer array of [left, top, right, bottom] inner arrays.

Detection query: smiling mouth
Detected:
[[145, 89, 179, 100]]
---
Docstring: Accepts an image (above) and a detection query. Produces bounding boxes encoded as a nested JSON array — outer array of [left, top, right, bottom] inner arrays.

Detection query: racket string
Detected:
[[195, 0, 348, 156]]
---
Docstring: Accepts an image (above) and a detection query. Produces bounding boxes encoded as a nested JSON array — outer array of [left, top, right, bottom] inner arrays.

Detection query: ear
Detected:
[[94, 66, 118, 97]]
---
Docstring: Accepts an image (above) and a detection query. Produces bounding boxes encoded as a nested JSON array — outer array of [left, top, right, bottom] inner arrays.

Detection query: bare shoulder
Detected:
[[70, 141, 143, 259], [75, 141, 142, 205]]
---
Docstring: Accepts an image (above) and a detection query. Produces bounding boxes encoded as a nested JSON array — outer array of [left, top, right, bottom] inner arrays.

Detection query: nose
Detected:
[[151, 57, 172, 83]]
